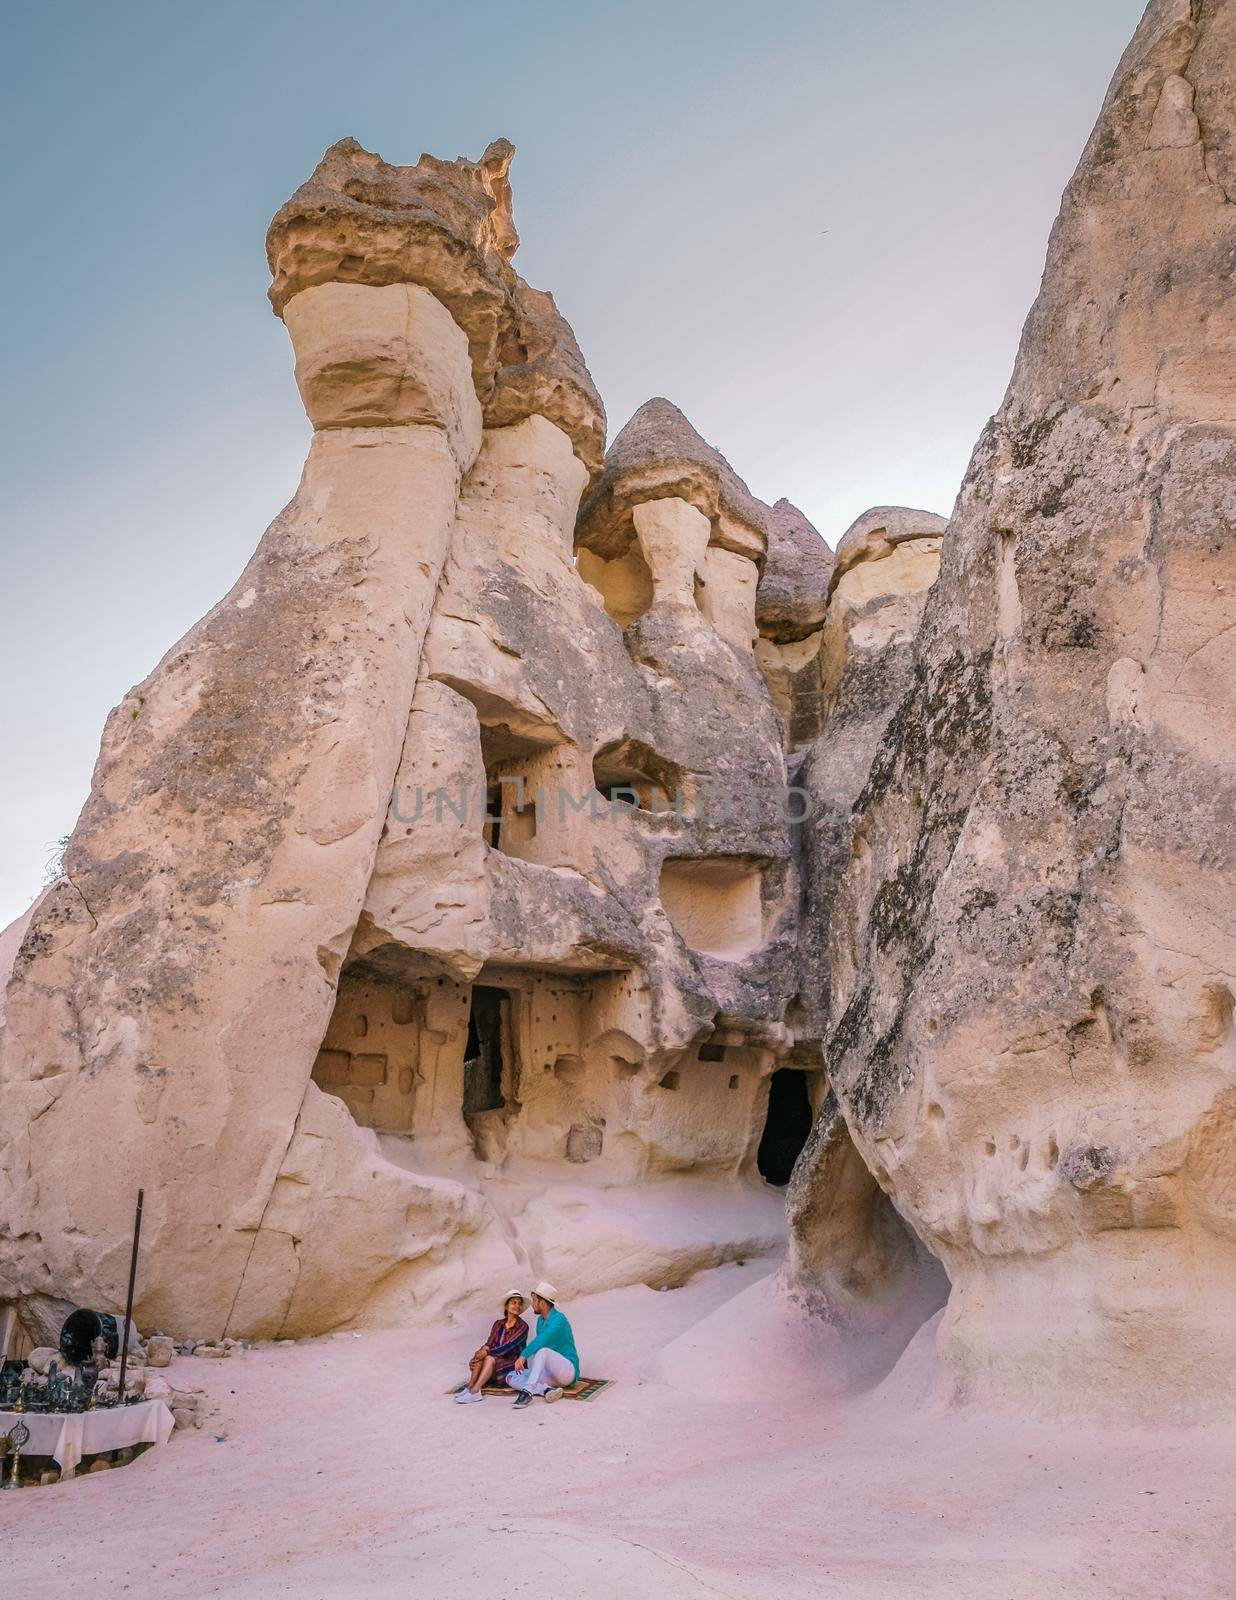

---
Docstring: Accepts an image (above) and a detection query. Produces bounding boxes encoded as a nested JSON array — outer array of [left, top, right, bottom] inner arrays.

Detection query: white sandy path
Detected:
[[4, 1259, 1233, 1598]]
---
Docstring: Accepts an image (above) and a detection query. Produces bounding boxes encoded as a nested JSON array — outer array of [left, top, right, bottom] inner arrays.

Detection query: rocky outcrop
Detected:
[[0, 144, 807, 1344], [5, 0, 1232, 1427], [825, 506, 946, 599], [793, 0, 1236, 1418], [784, 1092, 947, 1368], [793, 505, 945, 1044], [756, 499, 834, 645], [577, 397, 769, 561], [575, 399, 772, 653], [752, 500, 836, 749], [268, 138, 605, 478], [2, 250, 494, 1338]]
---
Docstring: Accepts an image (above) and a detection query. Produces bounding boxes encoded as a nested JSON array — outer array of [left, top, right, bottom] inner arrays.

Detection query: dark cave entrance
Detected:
[[757, 1068, 814, 1186], [463, 985, 509, 1117]]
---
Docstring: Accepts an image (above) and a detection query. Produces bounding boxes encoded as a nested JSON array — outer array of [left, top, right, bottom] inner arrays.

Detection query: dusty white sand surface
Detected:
[[5, 1260, 1232, 1598]]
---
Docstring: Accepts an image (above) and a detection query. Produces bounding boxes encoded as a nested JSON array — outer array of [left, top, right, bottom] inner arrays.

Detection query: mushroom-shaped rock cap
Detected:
[[755, 498, 835, 642], [828, 504, 948, 599], [266, 137, 605, 479], [267, 136, 517, 325], [576, 398, 769, 562], [485, 278, 604, 475]]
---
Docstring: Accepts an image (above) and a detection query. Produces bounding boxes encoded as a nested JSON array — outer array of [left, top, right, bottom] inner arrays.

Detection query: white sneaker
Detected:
[[455, 1389, 482, 1403], [544, 1387, 563, 1403]]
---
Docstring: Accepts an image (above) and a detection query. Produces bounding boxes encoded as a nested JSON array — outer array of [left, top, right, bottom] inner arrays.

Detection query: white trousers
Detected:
[[505, 1348, 574, 1395]]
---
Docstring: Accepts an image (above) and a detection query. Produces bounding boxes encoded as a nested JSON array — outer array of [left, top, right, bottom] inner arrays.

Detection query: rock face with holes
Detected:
[[7, 0, 1225, 1427], [795, 0, 1236, 1418], [1, 143, 518, 1343], [0, 137, 834, 1344]]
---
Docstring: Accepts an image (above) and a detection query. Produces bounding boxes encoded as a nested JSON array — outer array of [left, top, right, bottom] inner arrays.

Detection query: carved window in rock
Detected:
[[480, 730, 545, 861], [658, 856, 766, 960], [483, 778, 537, 853], [484, 783, 502, 851], [592, 739, 688, 817], [505, 790, 538, 848]]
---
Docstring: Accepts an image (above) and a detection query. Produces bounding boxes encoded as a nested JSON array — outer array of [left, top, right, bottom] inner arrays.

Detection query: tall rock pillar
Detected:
[[0, 146, 511, 1337], [800, 0, 1236, 1417]]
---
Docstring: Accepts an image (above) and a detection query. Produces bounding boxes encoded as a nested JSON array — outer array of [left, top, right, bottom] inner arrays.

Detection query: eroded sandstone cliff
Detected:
[[4, 0, 1226, 1429], [0, 138, 841, 1342], [792, 0, 1236, 1418]]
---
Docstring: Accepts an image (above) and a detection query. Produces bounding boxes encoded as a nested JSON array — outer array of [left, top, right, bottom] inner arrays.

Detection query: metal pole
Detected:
[[115, 1189, 144, 1403]]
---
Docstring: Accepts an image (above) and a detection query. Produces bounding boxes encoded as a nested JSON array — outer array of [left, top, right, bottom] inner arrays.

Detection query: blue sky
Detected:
[[0, 0, 1145, 927]]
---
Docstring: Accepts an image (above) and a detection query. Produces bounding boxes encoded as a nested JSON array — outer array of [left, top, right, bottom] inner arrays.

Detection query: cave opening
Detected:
[[576, 544, 654, 629], [757, 1068, 813, 1186], [310, 959, 420, 1133], [592, 738, 687, 815], [463, 984, 509, 1118]]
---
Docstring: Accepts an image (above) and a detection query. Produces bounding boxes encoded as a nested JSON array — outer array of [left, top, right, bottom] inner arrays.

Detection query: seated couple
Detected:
[[457, 1279, 578, 1410]]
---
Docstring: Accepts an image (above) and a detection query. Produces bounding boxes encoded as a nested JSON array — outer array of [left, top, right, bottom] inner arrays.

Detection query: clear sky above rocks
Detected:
[[0, 0, 1144, 927]]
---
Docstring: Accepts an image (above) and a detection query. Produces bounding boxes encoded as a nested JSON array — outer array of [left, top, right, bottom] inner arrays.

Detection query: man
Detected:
[[506, 1280, 578, 1409]]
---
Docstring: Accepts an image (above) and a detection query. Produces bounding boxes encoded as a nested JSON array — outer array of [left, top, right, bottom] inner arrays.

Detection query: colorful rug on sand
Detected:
[[448, 1377, 614, 1402]]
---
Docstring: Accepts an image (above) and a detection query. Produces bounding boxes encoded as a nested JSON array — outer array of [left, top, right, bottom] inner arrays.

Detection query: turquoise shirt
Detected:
[[523, 1306, 578, 1382]]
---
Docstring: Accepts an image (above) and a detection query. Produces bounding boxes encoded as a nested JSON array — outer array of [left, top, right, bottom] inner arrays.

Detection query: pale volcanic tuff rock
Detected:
[[792, 505, 945, 1044], [365, 408, 796, 1001], [267, 136, 518, 344], [784, 1090, 948, 1377], [0, 145, 805, 1343], [576, 397, 770, 562], [485, 277, 606, 478], [753, 498, 838, 750], [756, 502, 943, 754], [9, 0, 1230, 1430], [576, 399, 775, 658], [267, 137, 606, 478], [755, 498, 835, 644], [795, 0, 1236, 1419], [826, 505, 947, 600], [0, 272, 497, 1340], [818, 504, 946, 718], [351, 404, 801, 1215]]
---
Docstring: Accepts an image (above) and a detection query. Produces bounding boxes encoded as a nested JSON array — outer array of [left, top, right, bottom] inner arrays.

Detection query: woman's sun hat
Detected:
[[530, 1280, 558, 1304], [502, 1288, 526, 1309]]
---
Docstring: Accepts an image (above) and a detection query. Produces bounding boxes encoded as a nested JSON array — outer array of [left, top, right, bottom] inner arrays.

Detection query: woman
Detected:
[[456, 1290, 529, 1403]]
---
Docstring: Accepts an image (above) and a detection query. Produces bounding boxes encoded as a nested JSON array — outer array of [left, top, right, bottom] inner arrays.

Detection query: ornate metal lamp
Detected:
[[5, 1419, 29, 1488]]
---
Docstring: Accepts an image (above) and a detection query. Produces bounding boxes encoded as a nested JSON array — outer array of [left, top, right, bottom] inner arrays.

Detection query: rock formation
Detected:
[[793, 505, 947, 1047], [792, 0, 1236, 1419], [754, 498, 837, 749], [784, 504, 951, 1362], [0, 141, 839, 1343], [4, 0, 1227, 1429]]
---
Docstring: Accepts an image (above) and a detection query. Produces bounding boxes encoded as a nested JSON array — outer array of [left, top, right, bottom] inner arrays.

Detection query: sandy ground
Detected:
[[4, 1259, 1233, 1598]]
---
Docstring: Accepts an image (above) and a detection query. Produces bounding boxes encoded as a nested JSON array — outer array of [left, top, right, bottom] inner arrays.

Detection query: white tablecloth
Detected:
[[0, 1398, 175, 1477]]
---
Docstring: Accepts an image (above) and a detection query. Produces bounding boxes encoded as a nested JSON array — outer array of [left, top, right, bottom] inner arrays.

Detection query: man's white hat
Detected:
[[530, 1280, 558, 1304]]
